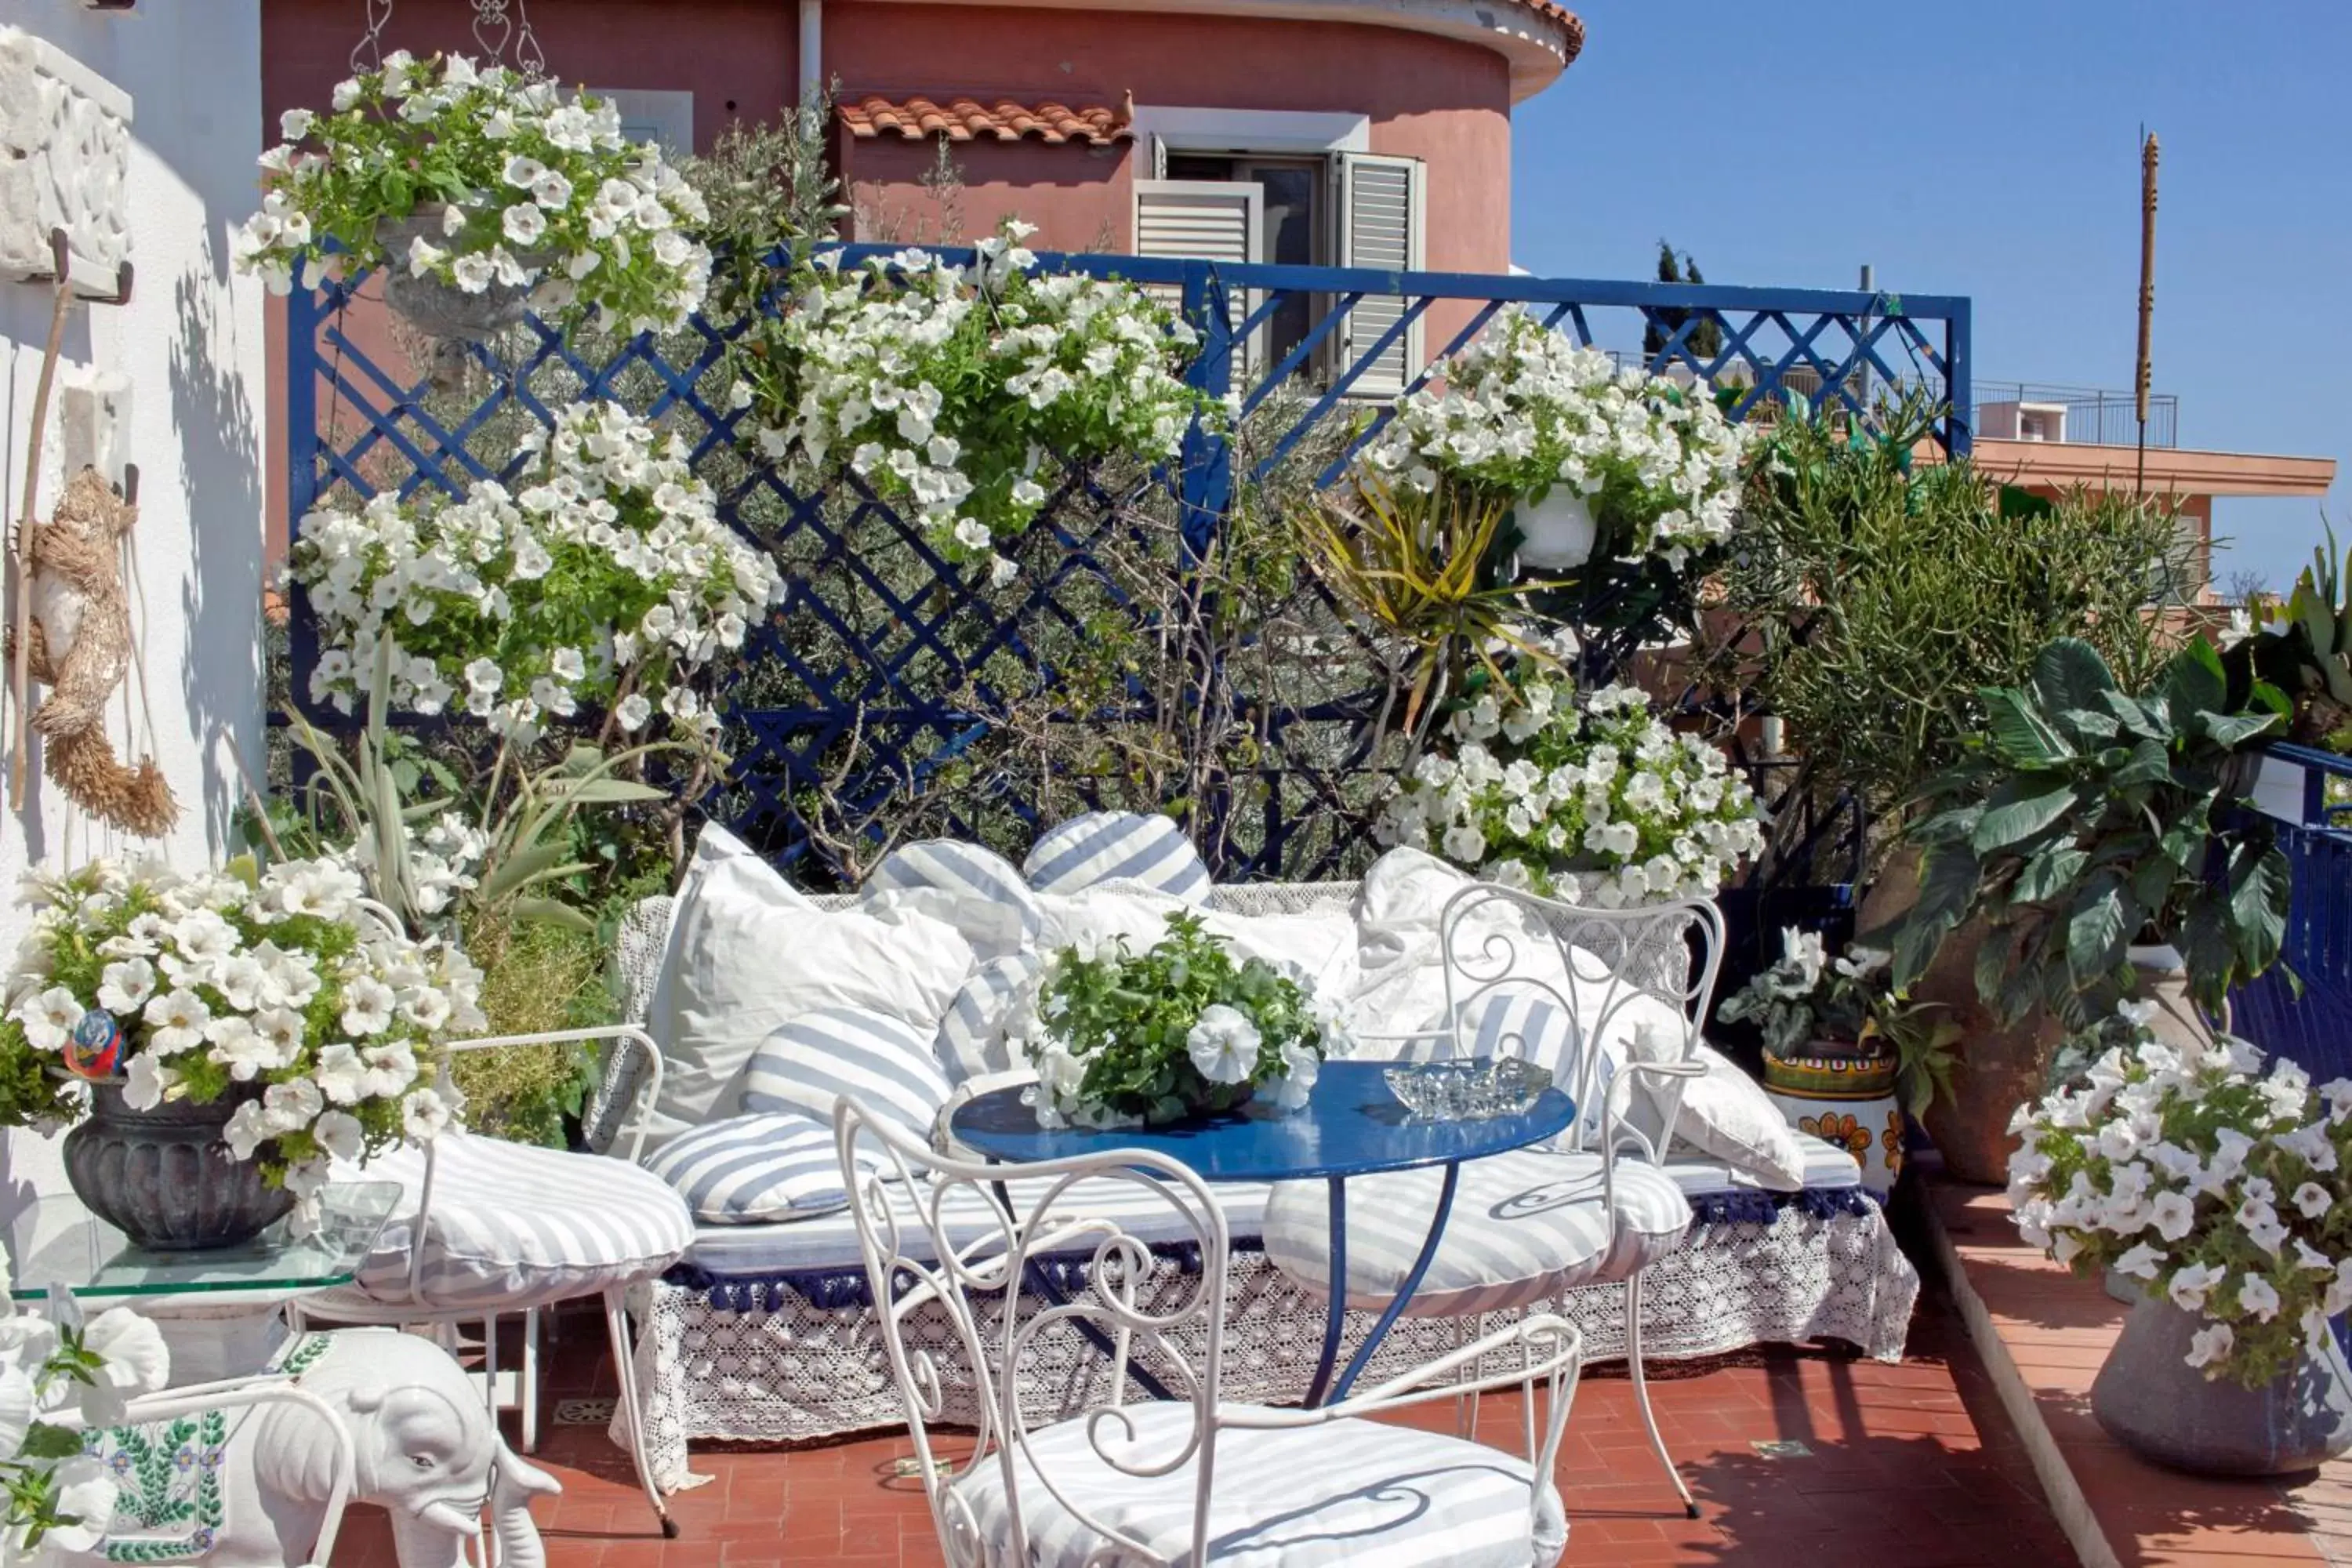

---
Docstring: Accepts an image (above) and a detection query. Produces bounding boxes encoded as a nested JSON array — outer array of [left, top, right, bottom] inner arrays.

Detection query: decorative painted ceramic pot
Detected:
[[62, 1082, 296, 1251], [2092, 1295, 2352, 1475], [1762, 1042, 1903, 1197]]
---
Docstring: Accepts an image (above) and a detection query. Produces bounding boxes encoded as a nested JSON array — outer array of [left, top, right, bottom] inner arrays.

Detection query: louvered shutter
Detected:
[[1332, 153, 1426, 399], [1131, 179, 1263, 377]]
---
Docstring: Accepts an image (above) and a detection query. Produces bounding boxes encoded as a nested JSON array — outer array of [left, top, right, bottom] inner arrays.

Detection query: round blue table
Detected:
[[951, 1058, 1575, 1406]]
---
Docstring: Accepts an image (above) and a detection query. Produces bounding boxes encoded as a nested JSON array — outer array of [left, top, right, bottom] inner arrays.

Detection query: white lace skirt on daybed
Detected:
[[614, 1179, 1917, 1490]]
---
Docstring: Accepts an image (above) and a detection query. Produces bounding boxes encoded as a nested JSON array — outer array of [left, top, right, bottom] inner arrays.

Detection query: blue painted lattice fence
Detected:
[[285, 247, 1972, 893]]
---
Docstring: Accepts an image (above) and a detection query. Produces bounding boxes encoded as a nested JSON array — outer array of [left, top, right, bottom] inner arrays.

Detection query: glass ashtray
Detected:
[[1384, 1057, 1552, 1120]]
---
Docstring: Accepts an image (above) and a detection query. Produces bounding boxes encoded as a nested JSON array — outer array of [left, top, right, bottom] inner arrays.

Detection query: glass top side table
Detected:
[[6, 1181, 401, 1304]]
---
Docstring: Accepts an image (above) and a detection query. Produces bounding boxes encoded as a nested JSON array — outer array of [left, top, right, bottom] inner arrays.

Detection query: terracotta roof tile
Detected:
[[839, 95, 1135, 147]]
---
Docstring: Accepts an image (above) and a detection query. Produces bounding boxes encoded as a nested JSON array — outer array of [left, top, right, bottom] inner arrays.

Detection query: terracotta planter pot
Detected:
[[1860, 847, 2062, 1185]]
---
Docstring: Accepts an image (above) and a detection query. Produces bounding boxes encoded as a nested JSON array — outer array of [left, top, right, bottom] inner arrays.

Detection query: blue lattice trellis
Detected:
[[285, 246, 1972, 887]]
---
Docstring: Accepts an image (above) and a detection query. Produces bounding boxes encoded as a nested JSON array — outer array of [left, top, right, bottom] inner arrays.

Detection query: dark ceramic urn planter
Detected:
[[2092, 1296, 2352, 1476], [62, 1083, 295, 1251]]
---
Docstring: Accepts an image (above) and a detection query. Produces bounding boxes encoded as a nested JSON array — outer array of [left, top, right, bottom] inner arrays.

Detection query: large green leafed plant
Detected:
[[1893, 637, 2292, 1027]]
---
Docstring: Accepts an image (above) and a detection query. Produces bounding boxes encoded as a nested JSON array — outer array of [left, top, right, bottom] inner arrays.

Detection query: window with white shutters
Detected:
[[1131, 179, 1265, 377], [1330, 152, 1427, 400]]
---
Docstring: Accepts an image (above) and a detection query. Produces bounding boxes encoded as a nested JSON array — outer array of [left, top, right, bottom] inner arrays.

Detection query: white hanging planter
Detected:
[[1513, 485, 1598, 571], [376, 205, 543, 343]]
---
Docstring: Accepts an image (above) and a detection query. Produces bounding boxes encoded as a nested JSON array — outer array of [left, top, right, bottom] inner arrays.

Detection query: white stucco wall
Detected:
[[0, 2, 267, 1212]]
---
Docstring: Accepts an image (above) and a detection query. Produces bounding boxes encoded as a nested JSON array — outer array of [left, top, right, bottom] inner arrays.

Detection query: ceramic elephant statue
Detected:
[[252, 1329, 561, 1568], [60, 1328, 560, 1567]]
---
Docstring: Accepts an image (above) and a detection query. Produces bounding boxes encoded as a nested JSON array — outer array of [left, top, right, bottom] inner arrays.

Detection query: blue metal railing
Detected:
[[284, 247, 1972, 884], [2229, 742, 2352, 1076]]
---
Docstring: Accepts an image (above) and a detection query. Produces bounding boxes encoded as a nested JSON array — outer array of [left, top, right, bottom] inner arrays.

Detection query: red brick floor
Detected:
[[333, 1273, 2071, 1566]]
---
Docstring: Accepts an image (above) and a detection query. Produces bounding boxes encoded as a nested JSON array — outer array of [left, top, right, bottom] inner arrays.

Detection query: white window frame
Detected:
[[1131, 106, 1371, 176]]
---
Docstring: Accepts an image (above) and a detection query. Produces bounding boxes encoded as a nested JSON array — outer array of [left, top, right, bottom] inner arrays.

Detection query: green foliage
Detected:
[[681, 95, 849, 318], [1713, 392, 2196, 830], [1029, 914, 1338, 1125], [1894, 636, 2292, 1026], [1641, 240, 1722, 361], [1299, 471, 1563, 746], [450, 908, 616, 1147], [2223, 522, 2352, 746]]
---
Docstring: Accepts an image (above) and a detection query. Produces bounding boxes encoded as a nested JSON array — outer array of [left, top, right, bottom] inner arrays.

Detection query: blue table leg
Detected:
[[1305, 1161, 1462, 1407]]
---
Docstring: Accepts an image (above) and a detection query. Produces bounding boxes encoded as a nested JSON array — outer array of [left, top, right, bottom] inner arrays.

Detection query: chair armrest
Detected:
[[437, 1025, 665, 1165], [1622, 1057, 1706, 1080]]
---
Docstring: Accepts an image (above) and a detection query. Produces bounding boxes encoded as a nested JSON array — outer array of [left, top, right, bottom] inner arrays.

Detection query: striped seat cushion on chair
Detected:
[[934, 953, 1044, 1084], [342, 1133, 695, 1312], [1261, 1147, 1692, 1317], [951, 1401, 1565, 1568], [860, 840, 1041, 960], [744, 1007, 953, 1138], [1023, 811, 1212, 903], [645, 1112, 869, 1224]]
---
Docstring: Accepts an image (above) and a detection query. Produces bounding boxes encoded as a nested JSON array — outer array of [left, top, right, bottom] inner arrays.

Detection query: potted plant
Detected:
[[234, 51, 713, 344], [2008, 1018, 2352, 1475], [1717, 927, 1958, 1193], [1360, 305, 1751, 578], [1008, 914, 1346, 1129], [1377, 666, 1766, 909], [1889, 636, 2292, 1181], [0, 857, 481, 1250], [751, 223, 1211, 576], [292, 399, 786, 753]]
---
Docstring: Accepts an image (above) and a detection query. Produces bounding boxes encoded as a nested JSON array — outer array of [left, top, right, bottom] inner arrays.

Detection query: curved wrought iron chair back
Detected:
[[832, 1095, 1587, 1567], [1433, 883, 1726, 1162]]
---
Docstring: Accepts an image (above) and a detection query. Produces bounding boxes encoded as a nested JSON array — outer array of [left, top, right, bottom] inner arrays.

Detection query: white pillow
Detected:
[[1201, 908, 1361, 1000], [860, 840, 1041, 961], [744, 1006, 953, 1140], [1033, 880, 1192, 956], [1621, 1031, 1807, 1192], [641, 825, 975, 1149], [1348, 848, 1570, 1040], [645, 1112, 867, 1224]]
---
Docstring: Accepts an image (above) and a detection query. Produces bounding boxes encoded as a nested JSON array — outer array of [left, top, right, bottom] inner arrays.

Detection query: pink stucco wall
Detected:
[[258, 0, 1523, 551]]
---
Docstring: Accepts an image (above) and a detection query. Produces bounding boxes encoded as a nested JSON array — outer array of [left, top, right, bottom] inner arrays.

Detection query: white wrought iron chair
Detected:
[[290, 1022, 691, 1539], [834, 1094, 1588, 1567], [1265, 882, 1722, 1519]]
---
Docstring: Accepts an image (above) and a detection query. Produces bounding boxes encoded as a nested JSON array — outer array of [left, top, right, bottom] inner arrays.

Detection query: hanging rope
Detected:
[[350, 0, 394, 72]]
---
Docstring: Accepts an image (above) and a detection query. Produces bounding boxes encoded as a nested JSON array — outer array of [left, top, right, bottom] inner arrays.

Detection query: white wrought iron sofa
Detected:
[[583, 869, 1918, 1491]]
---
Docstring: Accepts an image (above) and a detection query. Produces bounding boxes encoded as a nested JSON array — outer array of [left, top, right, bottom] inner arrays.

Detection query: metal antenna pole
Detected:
[[2136, 131, 2158, 498]]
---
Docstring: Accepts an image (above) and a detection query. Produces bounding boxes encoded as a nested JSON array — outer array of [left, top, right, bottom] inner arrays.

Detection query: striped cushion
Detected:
[[1453, 989, 1621, 1139], [343, 1134, 694, 1312], [861, 840, 1041, 960], [935, 953, 1044, 1084], [1262, 1147, 1692, 1317], [951, 1401, 1564, 1568], [645, 1112, 866, 1224], [744, 1007, 952, 1138], [1024, 812, 1211, 904]]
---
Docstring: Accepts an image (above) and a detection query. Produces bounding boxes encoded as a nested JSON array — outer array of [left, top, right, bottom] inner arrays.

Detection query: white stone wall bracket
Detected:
[[0, 25, 134, 302]]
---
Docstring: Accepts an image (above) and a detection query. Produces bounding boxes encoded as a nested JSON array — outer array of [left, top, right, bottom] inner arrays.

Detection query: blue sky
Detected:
[[1508, 1, 2350, 594]]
